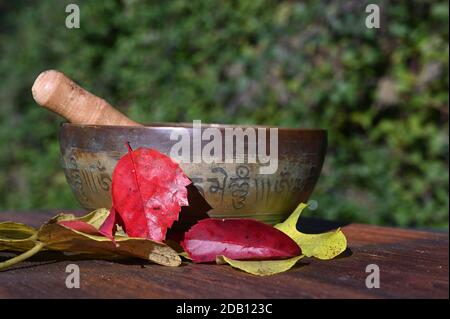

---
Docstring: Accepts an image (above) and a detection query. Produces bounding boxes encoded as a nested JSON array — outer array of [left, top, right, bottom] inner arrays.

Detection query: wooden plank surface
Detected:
[[0, 210, 448, 299]]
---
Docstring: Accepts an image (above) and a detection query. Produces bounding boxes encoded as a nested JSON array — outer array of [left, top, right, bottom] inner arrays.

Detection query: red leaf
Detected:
[[58, 220, 104, 236], [98, 207, 119, 243], [111, 144, 191, 242], [181, 219, 301, 263]]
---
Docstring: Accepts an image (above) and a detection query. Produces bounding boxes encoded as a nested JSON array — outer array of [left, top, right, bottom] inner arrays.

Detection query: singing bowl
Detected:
[[59, 123, 327, 225]]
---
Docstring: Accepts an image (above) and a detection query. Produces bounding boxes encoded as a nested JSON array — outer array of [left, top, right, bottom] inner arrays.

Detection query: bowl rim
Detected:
[[61, 122, 327, 133]]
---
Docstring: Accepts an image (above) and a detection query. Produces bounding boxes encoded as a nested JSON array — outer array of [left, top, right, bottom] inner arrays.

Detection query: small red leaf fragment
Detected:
[[98, 207, 119, 242], [58, 220, 103, 236], [112, 145, 191, 242], [181, 218, 301, 263]]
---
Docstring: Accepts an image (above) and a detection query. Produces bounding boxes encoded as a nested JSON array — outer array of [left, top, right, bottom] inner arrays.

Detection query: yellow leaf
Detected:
[[287, 229, 347, 260], [77, 208, 111, 229], [0, 222, 38, 252], [178, 251, 192, 260], [275, 203, 347, 260], [38, 217, 181, 267], [275, 203, 308, 234], [0, 222, 36, 240], [1, 210, 182, 270], [217, 255, 304, 276]]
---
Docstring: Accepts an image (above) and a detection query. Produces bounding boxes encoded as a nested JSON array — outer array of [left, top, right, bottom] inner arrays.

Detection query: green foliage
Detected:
[[0, 0, 448, 228]]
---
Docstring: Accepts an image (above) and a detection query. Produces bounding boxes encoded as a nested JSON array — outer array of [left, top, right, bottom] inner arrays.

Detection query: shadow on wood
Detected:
[[297, 216, 350, 234]]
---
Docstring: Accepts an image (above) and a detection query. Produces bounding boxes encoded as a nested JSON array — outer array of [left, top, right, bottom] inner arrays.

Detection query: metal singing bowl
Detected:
[[59, 123, 327, 225]]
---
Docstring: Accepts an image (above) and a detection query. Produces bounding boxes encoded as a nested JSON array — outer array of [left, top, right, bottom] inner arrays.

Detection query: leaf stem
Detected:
[[0, 241, 45, 271]]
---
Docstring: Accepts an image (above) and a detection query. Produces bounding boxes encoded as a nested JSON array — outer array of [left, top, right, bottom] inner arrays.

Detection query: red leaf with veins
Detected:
[[111, 144, 191, 242], [181, 218, 301, 263]]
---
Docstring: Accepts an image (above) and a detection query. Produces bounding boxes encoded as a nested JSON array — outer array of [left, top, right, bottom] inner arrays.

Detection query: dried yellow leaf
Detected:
[[0, 210, 181, 270], [216, 255, 304, 276], [275, 203, 347, 259]]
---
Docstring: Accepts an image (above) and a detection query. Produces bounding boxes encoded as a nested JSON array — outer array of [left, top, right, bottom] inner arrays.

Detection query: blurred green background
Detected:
[[0, 0, 448, 228]]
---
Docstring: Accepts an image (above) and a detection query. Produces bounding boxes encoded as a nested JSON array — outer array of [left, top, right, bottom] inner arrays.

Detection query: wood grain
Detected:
[[32, 70, 141, 126], [0, 210, 448, 299]]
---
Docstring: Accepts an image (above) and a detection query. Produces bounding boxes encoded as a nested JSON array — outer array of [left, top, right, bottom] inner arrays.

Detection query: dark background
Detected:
[[0, 0, 448, 228]]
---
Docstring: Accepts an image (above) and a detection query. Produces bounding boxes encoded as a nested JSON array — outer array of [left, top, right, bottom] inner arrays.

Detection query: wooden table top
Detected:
[[0, 210, 448, 299]]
